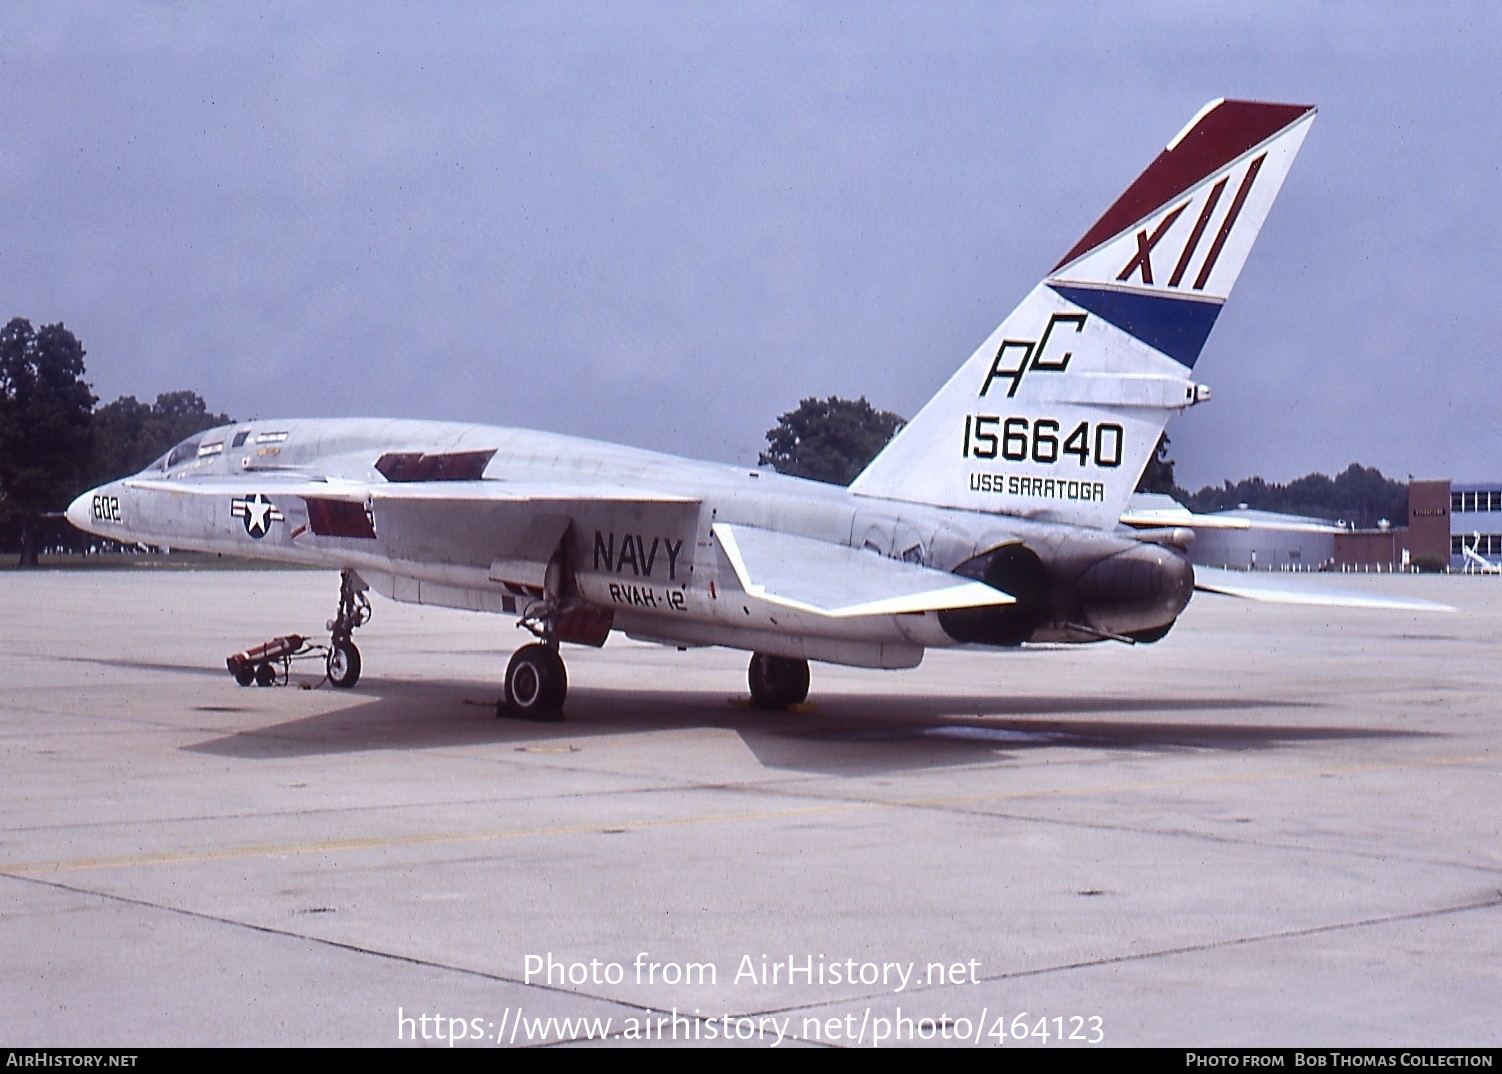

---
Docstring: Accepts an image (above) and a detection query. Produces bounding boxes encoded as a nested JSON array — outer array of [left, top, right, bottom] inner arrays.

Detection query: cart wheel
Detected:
[[327, 640, 361, 688], [232, 663, 256, 687], [254, 662, 277, 687]]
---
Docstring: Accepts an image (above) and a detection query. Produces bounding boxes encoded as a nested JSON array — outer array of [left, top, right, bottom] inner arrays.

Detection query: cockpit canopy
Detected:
[[162, 436, 200, 469], [150, 432, 227, 473]]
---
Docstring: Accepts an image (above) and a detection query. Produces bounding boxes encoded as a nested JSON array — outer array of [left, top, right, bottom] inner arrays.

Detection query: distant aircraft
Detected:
[[64, 99, 1442, 716], [1461, 532, 1501, 574]]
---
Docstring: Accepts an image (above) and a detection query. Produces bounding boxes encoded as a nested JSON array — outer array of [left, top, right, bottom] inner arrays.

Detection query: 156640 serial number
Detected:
[[962, 416, 1123, 468]]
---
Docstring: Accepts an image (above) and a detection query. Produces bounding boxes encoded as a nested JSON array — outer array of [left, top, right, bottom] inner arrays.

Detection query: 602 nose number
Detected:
[[962, 416, 1123, 467]]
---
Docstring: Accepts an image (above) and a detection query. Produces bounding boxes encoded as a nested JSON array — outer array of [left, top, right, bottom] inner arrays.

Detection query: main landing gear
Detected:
[[500, 601, 568, 720], [498, 646, 811, 717], [748, 652, 810, 710], [504, 644, 568, 719]]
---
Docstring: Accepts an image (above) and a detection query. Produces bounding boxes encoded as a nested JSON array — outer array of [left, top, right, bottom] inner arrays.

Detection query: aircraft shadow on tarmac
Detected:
[[51, 655, 241, 679], [181, 674, 1431, 777]]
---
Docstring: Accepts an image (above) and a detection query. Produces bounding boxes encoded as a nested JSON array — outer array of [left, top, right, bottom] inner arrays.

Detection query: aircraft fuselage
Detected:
[[69, 417, 1192, 670]]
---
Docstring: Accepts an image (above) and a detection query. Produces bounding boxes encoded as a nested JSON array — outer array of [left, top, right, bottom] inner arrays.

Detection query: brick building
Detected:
[[1332, 479, 1464, 570]]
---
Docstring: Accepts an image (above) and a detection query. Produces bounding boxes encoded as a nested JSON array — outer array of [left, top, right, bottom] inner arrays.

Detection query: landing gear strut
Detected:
[[748, 652, 810, 710], [498, 586, 570, 719], [325, 570, 370, 688]]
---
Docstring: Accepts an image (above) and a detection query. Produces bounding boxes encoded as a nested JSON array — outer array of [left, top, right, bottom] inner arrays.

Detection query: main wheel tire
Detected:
[[748, 652, 810, 710], [254, 662, 277, 687], [327, 640, 362, 688], [505, 644, 567, 717]]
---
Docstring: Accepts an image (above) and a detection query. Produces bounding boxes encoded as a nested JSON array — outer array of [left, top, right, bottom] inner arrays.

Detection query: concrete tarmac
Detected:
[[1, 568, 1498, 1047]]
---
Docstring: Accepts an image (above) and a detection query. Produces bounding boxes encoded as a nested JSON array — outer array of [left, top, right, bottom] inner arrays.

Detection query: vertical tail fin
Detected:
[[850, 99, 1316, 530]]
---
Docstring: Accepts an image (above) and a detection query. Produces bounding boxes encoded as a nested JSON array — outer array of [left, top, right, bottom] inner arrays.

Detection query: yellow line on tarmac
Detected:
[[1, 752, 1487, 876], [0, 803, 873, 875]]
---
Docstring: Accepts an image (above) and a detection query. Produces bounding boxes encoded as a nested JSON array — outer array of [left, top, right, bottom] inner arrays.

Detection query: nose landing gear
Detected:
[[325, 570, 371, 688], [224, 569, 371, 689]]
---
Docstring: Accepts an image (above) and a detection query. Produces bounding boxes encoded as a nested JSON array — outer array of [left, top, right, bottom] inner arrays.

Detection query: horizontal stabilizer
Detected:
[[1121, 503, 1250, 530], [1121, 495, 1343, 534], [1193, 566, 1453, 611], [712, 523, 1013, 618]]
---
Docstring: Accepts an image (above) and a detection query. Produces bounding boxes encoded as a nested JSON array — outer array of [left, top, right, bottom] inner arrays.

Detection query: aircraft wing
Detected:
[[365, 483, 700, 573], [119, 474, 700, 580], [366, 481, 698, 504], [126, 475, 696, 504], [711, 523, 1014, 618], [1193, 566, 1453, 611]]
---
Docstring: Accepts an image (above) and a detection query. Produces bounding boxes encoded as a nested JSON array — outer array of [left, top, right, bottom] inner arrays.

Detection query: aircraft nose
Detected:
[[66, 489, 97, 534]]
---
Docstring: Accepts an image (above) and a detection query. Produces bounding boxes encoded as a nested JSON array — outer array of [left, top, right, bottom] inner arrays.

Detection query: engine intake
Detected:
[[938, 543, 1049, 647]]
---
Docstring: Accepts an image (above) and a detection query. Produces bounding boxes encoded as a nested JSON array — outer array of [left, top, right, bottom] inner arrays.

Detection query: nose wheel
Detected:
[[326, 638, 362, 688]]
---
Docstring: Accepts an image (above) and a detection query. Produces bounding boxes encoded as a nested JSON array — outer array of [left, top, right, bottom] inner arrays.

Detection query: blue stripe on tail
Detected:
[[1049, 283, 1223, 369]]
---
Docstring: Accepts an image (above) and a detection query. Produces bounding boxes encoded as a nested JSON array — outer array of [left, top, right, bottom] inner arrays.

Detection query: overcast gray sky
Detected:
[[3, 2, 1498, 490]]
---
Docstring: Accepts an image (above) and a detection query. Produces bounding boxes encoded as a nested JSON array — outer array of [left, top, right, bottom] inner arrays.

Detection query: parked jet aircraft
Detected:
[[68, 99, 1428, 716]]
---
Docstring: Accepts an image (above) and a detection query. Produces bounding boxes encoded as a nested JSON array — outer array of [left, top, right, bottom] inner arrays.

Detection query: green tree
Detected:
[[1135, 433, 1177, 494], [0, 318, 96, 565], [760, 396, 906, 485], [1182, 463, 1408, 529], [91, 390, 233, 484]]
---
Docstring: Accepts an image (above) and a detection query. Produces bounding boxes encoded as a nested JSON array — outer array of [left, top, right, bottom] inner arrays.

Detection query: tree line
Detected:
[[1132, 435, 1408, 530], [0, 318, 230, 564]]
